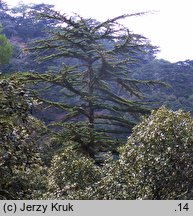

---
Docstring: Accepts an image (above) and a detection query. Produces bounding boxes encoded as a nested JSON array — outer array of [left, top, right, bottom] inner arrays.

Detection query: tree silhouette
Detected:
[[24, 9, 163, 157]]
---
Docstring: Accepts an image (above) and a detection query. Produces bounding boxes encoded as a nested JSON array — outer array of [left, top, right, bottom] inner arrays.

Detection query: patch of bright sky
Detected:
[[7, 0, 193, 63]]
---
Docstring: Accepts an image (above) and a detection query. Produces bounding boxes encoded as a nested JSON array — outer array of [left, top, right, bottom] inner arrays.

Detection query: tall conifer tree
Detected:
[[24, 9, 163, 157]]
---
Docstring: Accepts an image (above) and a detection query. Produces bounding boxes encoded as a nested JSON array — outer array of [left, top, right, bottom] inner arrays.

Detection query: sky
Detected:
[[6, 0, 193, 63]]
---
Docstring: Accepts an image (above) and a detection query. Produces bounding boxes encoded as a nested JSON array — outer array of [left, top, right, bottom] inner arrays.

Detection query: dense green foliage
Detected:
[[1, 1, 193, 200], [44, 107, 193, 200], [0, 26, 12, 68], [0, 76, 47, 199], [44, 146, 102, 199], [118, 106, 193, 199]]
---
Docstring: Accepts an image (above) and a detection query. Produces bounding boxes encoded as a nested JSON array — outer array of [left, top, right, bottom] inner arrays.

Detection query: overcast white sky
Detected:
[[7, 0, 193, 62]]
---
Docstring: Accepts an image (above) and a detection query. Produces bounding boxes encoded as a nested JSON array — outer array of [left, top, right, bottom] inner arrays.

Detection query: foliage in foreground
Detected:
[[118, 106, 193, 199], [44, 107, 193, 199], [1, 75, 193, 200], [43, 146, 102, 199], [0, 76, 47, 199]]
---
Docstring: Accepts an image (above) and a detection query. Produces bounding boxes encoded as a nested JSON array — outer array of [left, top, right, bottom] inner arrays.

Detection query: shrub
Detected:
[[118, 106, 193, 199], [0, 77, 47, 199], [44, 107, 193, 200], [44, 146, 102, 199]]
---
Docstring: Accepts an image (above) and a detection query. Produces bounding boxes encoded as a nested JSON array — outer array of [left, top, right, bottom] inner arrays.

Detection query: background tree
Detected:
[[0, 25, 12, 70], [24, 9, 163, 157], [0, 0, 16, 38], [10, 2, 57, 41], [132, 59, 193, 114]]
